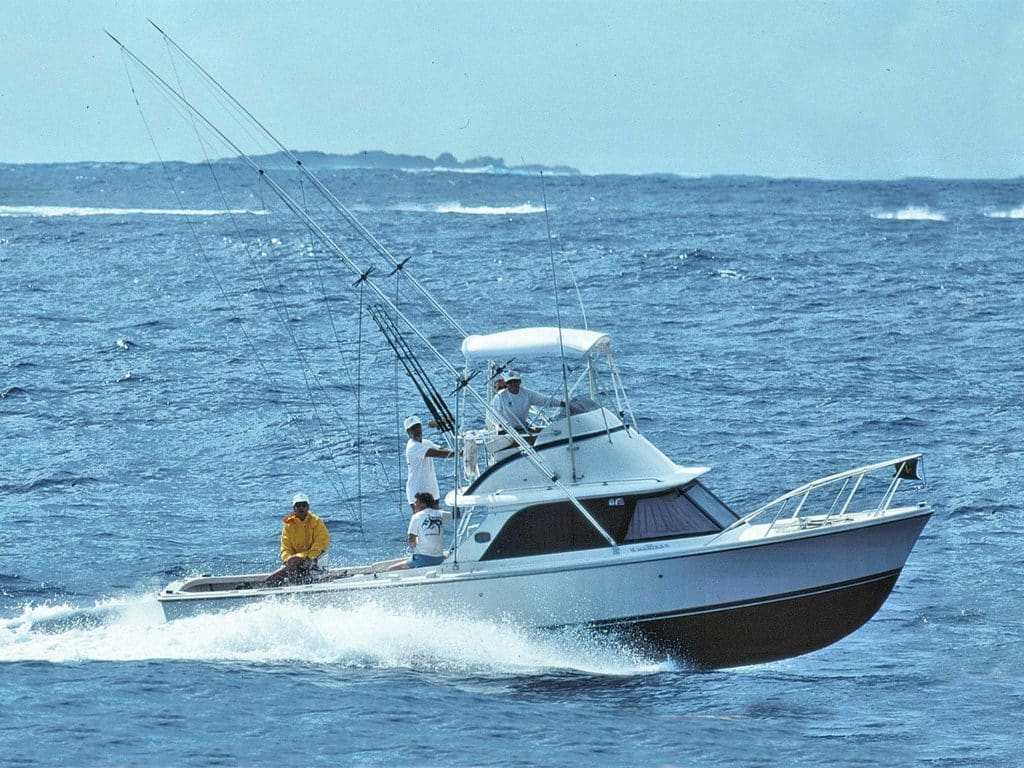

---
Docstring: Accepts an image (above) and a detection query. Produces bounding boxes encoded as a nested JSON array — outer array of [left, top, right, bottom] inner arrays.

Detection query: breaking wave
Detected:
[[870, 206, 948, 222], [0, 205, 268, 218], [436, 202, 544, 215], [395, 202, 544, 215], [0, 596, 675, 676], [983, 206, 1024, 219]]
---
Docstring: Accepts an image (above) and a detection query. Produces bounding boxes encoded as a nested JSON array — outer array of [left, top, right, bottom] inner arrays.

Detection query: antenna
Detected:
[[541, 172, 578, 482]]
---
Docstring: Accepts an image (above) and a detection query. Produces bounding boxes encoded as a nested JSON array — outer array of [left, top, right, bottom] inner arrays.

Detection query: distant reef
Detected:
[[238, 150, 579, 175]]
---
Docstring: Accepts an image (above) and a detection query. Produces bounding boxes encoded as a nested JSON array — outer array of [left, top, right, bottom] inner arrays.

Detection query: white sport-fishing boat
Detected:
[[110, 28, 931, 667], [159, 327, 930, 668]]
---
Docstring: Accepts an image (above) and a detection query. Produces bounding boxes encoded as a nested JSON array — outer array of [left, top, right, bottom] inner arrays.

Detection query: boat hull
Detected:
[[604, 568, 900, 667], [159, 508, 930, 668]]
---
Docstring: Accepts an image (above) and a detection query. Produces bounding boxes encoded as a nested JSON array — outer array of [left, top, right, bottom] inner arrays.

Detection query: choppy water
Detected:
[[1, 162, 1022, 766]]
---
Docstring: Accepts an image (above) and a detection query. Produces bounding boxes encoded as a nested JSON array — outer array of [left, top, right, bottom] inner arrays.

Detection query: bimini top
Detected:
[[461, 327, 611, 362]]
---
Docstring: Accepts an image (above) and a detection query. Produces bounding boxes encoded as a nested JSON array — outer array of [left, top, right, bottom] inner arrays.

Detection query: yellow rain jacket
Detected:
[[279, 511, 330, 563]]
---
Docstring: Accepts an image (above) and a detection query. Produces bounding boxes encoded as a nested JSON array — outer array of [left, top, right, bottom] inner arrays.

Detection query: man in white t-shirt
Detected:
[[388, 492, 453, 570], [489, 371, 555, 433], [404, 415, 454, 510]]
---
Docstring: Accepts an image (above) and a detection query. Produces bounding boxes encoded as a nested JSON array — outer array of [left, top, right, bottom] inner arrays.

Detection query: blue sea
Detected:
[[1, 163, 1022, 767]]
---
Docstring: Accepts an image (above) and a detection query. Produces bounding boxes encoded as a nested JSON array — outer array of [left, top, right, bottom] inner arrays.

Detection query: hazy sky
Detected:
[[3, 0, 1023, 178]]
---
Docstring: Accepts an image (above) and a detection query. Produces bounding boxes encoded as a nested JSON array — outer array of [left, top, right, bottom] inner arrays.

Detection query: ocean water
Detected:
[[1, 163, 1022, 767]]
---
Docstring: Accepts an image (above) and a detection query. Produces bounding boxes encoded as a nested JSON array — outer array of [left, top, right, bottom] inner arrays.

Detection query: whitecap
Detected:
[[0, 205, 268, 218], [434, 202, 544, 215], [391, 202, 543, 215], [715, 269, 747, 281], [983, 206, 1024, 219], [870, 206, 948, 222]]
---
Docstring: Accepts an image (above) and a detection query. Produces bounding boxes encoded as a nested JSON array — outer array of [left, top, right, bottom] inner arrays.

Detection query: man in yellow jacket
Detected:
[[266, 493, 330, 586]]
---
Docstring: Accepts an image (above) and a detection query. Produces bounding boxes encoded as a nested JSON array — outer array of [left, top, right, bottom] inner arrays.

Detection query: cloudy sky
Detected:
[[3, 0, 1023, 178]]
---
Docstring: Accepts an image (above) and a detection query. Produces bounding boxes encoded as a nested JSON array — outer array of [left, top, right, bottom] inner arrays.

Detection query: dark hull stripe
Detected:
[[588, 568, 901, 626], [579, 569, 903, 669]]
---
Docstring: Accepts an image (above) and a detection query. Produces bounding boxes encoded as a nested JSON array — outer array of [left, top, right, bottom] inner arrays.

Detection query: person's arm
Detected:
[[423, 438, 453, 459], [279, 524, 294, 563], [304, 518, 330, 560], [407, 515, 420, 551], [527, 388, 557, 408]]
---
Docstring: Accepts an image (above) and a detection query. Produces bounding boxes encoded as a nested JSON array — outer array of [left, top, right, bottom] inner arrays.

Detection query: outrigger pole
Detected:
[[109, 31, 617, 548], [146, 20, 468, 339]]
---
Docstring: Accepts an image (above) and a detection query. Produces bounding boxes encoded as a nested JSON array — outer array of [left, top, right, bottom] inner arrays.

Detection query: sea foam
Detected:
[[983, 206, 1024, 219], [394, 202, 543, 215], [0, 205, 267, 218], [0, 596, 675, 676], [870, 206, 948, 222], [435, 202, 544, 215]]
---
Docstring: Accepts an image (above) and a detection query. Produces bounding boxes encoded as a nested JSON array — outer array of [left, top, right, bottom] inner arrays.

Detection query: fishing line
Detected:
[[118, 47, 357, 517], [393, 270, 405, 518], [541, 172, 578, 480], [297, 176, 396, 503], [355, 282, 365, 536], [537, 172, 589, 330], [111, 32, 615, 542], [148, 21, 469, 338]]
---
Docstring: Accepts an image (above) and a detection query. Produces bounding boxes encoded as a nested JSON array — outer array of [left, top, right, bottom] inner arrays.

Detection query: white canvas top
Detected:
[[461, 327, 611, 362]]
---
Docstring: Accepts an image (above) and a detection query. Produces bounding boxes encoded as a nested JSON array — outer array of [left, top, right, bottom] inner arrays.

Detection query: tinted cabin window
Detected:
[[685, 482, 738, 527], [481, 484, 734, 560], [480, 500, 632, 560], [624, 491, 719, 541]]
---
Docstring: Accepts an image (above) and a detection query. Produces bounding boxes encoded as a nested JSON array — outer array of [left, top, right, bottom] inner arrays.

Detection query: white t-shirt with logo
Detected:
[[408, 508, 454, 558], [405, 437, 441, 504]]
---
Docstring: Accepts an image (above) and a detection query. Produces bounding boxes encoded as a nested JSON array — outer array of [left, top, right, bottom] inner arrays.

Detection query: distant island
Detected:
[[239, 150, 579, 175]]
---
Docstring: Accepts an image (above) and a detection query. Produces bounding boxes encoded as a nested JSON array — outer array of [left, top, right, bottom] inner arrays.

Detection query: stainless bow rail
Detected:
[[722, 454, 924, 537]]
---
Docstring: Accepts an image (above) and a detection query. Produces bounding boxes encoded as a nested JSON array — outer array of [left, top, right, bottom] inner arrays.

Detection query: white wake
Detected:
[[0, 205, 267, 218], [0, 596, 675, 676]]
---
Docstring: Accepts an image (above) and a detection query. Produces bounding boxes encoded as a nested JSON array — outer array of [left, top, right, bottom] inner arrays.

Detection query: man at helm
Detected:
[[404, 415, 454, 511], [489, 371, 550, 433]]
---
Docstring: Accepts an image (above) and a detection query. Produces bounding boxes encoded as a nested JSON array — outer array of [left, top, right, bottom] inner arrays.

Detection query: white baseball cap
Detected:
[[292, 492, 309, 505], [404, 415, 421, 431], [505, 370, 522, 382]]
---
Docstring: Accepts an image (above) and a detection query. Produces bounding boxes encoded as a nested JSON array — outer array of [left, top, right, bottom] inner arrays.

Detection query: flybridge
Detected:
[[462, 328, 611, 361]]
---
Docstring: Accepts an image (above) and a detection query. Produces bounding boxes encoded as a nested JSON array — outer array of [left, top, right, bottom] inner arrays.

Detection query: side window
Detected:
[[685, 482, 738, 527], [624, 490, 720, 541], [481, 500, 631, 560], [480, 485, 733, 560]]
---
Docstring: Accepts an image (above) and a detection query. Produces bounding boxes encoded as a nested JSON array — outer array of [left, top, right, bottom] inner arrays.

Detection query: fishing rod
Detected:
[[372, 306, 456, 431], [370, 309, 454, 436], [147, 19, 469, 338], [368, 306, 454, 434], [109, 31, 617, 547]]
